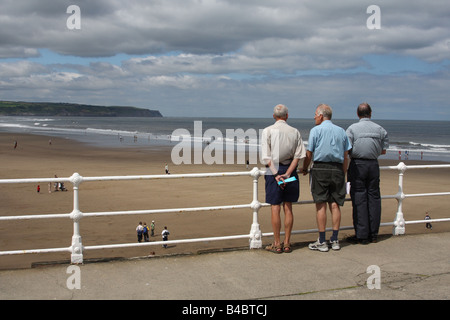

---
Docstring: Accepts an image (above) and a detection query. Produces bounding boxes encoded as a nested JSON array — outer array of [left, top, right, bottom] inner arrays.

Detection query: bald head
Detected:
[[357, 103, 372, 118]]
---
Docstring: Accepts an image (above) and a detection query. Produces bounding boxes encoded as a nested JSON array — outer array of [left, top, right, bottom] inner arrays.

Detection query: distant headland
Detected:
[[0, 101, 163, 117]]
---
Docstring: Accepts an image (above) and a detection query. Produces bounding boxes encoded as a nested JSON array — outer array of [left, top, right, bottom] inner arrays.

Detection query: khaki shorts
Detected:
[[310, 162, 346, 206]]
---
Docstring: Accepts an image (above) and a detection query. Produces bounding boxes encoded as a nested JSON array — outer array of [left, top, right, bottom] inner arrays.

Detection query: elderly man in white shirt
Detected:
[[261, 104, 306, 253]]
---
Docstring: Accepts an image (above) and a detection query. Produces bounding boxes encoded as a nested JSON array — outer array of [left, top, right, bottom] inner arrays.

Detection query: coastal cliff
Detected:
[[0, 101, 163, 117]]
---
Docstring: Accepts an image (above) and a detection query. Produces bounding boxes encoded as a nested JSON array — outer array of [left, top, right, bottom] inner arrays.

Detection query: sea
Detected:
[[1, 116, 449, 163]]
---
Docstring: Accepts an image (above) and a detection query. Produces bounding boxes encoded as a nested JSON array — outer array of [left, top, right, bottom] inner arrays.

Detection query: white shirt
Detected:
[[261, 120, 306, 166], [162, 229, 170, 238]]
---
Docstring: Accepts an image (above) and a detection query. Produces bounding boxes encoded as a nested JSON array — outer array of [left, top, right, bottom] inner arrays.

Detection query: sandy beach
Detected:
[[1, 132, 449, 270]]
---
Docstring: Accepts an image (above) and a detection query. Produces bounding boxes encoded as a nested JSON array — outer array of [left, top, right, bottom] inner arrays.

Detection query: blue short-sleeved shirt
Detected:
[[307, 120, 352, 163]]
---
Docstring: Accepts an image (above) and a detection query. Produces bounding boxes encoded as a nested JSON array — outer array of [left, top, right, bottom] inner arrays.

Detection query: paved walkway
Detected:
[[0, 232, 449, 302]]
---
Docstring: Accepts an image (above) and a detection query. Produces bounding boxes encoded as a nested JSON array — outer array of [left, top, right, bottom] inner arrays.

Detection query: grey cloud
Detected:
[[0, 60, 50, 77], [0, 0, 449, 120], [2, 56, 448, 120], [0, 46, 39, 59], [0, 0, 448, 62]]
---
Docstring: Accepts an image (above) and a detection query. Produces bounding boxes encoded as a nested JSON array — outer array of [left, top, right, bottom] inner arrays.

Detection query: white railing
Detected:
[[0, 162, 449, 264]]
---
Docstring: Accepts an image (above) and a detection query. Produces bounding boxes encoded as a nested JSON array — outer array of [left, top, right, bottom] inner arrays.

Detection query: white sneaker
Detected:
[[308, 239, 329, 252], [330, 239, 340, 251]]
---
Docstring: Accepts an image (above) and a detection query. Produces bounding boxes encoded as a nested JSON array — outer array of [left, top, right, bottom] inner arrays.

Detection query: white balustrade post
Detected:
[[393, 162, 407, 235], [69, 173, 84, 264], [249, 167, 263, 249]]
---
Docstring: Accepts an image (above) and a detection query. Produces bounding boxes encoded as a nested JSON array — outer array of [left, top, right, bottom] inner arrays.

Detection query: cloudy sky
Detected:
[[0, 0, 449, 120]]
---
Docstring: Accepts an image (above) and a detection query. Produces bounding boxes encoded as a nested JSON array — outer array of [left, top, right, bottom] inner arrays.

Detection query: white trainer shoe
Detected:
[[308, 239, 329, 252]]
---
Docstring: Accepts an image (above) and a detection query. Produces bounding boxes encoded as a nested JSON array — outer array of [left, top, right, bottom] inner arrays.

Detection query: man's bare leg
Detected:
[[283, 202, 294, 246], [271, 204, 282, 246]]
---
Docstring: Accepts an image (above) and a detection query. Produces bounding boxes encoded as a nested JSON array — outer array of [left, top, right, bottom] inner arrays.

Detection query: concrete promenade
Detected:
[[0, 232, 449, 301]]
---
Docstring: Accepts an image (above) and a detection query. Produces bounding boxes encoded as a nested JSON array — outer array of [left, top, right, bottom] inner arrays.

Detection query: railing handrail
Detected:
[[0, 171, 251, 185], [1, 163, 449, 264]]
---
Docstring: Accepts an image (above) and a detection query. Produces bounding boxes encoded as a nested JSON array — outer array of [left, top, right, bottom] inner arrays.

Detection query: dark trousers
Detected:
[[348, 159, 381, 240]]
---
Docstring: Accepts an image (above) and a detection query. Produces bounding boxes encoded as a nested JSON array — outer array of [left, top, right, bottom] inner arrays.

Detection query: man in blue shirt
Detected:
[[302, 104, 351, 252]]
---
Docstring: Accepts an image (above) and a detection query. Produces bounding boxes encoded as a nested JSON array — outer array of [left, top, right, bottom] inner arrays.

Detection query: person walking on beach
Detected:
[[143, 222, 150, 242], [425, 212, 433, 230], [151, 220, 155, 237], [165, 163, 170, 174], [54, 175, 59, 192], [162, 226, 170, 248], [136, 222, 144, 243], [302, 104, 351, 252], [346, 103, 388, 244], [261, 104, 306, 254]]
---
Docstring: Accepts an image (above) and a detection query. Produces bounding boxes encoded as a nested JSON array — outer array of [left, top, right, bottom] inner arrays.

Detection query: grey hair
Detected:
[[273, 104, 288, 118], [316, 103, 332, 119]]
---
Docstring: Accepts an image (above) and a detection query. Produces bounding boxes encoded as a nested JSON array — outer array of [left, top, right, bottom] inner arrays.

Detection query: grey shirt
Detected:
[[346, 118, 389, 159]]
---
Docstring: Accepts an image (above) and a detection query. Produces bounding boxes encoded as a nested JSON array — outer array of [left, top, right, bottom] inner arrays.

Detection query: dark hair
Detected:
[[357, 103, 372, 118]]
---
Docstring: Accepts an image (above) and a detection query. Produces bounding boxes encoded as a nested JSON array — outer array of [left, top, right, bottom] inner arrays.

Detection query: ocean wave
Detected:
[[27, 118, 56, 122], [0, 122, 89, 135], [1, 118, 449, 160], [85, 127, 139, 136], [409, 141, 450, 149], [0, 123, 29, 128], [387, 140, 450, 152]]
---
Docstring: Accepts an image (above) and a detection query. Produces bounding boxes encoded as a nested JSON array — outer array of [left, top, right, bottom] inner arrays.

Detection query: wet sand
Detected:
[[1, 132, 449, 270]]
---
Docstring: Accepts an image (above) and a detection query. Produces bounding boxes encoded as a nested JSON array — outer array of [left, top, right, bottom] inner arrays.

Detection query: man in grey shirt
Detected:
[[346, 103, 389, 244]]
